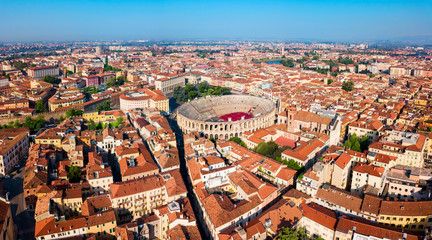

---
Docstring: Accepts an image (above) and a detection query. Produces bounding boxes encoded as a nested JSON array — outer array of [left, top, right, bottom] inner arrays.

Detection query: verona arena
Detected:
[[176, 95, 276, 140]]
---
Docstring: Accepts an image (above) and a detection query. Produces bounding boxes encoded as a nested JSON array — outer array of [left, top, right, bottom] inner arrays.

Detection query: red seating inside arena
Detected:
[[219, 112, 253, 121]]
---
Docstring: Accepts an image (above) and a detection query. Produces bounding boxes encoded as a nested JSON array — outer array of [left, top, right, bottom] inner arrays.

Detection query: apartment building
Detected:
[[297, 202, 338, 240], [29, 66, 60, 79], [109, 175, 168, 223], [350, 162, 386, 196], [348, 120, 383, 141], [369, 131, 426, 168], [378, 200, 432, 232], [154, 74, 185, 95], [0, 128, 29, 176], [386, 165, 432, 200], [48, 88, 85, 111]]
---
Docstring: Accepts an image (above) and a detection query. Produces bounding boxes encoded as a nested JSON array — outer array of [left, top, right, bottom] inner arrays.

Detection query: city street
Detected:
[[3, 165, 35, 240]]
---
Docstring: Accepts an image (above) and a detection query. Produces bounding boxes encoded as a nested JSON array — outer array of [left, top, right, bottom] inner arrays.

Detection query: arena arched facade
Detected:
[[177, 95, 276, 140]]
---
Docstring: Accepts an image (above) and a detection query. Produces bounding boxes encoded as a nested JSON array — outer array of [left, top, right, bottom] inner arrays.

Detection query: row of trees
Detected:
[[0, 115, 47, 131], [103, 64, 122, 72], [41, 75, 61, 85], [87, 117, 124, 130], [338, 58, 354, 65], [173, 82, 231, 102], [65, 108, 84, 118]]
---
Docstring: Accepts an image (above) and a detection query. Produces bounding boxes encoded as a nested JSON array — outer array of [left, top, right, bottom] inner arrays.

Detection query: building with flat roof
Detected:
[[29, 66, 60, 79], [119, 88, 169, 113]]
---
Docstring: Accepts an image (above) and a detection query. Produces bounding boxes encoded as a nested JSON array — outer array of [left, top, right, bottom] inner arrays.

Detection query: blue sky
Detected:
[[0, 0, 431, 42]]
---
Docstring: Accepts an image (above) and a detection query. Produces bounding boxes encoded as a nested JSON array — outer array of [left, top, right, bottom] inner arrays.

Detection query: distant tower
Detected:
[[286, 107, 296, 132], [95, 46, 101, 56], [280, 46, 285, 56]]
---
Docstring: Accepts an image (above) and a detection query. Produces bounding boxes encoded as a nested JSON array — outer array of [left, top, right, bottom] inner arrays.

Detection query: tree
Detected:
[[96, 101, 111, 112], [104, 64, 122, 72], [352, 140, 361, 152], [229, 136, 247, 147], [253, 141, 279, 158], [88, 120, 96, 130], [91, 87, 100, 94], [344, 133, 362, 152], [338, 58, 354, 65], [59, 116, 65, 122], [106, 76, 126, 88], [279, 227, 309, 240], [185, 83, 197, 93], [114, 117, 124, 128], [229, 136, 242, 144], [360, 135, 370, 152], [35, 99, 46, 113], [23, 116, 32, 128], [313, 55, 319, 60], [173, 82, 230, 102], [41, 75, 61, 85], [199, 81, 211, 93], [12, 61, 28, 70], [67, 165, 82, 183], [327, 79, 334, 85], [14, 120, 21, 128], [342, 81, 354, 92], [280, 58, 295, 67], [285, 159, 302, 170], [65, 109, 76, 118], [187, 90, 198, 99]]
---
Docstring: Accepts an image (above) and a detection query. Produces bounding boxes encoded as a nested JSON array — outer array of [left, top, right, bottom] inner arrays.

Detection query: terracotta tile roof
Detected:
[[379, 200, 432, 216], [334, 152, 352, 169], [360, 194, 382, 215], [166, 225, 201, 240], [352, 162, 384, 178], [316, 185, 362, 213], [300, 202, 338, 230], [202, 194, 261, 228], [257, 198, 303, 234], [336, 216, 422, 240], [162, 169, 188, 198], [110, 174, 165, 199]]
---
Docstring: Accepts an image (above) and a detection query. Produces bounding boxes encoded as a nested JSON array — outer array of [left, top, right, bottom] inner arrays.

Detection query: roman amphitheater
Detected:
[[177, 95, 276, 140]]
